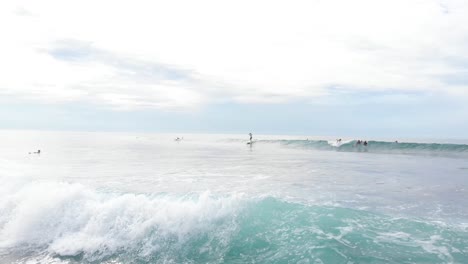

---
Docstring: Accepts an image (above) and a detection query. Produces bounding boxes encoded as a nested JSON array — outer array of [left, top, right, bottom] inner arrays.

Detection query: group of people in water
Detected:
[[170, 134, 396, 149], [335, 139, 368, 146], [355, 140, 368, 146]]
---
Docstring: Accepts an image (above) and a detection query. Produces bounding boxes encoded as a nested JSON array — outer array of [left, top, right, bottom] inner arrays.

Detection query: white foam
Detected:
[[376, 231, 455, 262], [327, 140, 353, 148], [0, 179, 243, 260], [377, 231, 411, 240]]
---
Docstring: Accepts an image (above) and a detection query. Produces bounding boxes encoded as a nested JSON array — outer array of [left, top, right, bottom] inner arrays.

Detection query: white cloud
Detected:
[[1, 0, 468, 110]]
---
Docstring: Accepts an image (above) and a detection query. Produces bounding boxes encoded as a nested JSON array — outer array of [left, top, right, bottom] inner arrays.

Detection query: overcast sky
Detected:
[[1, 0, 468, 138]]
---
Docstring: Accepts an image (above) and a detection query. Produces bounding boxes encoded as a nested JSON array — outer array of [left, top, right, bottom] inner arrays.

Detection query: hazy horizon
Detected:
[[2, 129, 468, 144]]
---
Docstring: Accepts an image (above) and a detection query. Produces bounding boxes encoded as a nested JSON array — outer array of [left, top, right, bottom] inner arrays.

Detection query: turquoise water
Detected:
[[0, 131, 467, 263]]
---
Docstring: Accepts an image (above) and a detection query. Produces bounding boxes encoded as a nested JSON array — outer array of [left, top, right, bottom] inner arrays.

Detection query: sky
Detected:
[[1, 0, 468, 138]]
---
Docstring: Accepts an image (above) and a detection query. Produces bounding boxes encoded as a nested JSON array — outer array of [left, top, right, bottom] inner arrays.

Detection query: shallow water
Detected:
[[1, 130, 467, 263]]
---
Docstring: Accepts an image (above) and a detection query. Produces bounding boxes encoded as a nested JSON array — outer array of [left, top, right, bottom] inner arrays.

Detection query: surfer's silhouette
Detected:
[[247, 133, 254, 146]]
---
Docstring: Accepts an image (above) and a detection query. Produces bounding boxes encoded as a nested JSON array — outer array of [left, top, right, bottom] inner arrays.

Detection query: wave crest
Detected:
[[0, 181, 242, 262]]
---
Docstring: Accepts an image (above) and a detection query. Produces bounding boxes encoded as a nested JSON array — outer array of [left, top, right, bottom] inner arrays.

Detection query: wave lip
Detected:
[[0, 181, 242, 263]]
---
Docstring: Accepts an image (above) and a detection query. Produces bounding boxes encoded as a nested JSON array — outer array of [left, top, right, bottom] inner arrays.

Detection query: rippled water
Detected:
[[1, 130, 467, 263]]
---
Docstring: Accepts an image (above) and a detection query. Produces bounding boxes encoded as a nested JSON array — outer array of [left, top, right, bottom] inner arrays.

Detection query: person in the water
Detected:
[[249, 133, 253, 141], [363, 141, 368, 146], [29, 149, 40, 154]]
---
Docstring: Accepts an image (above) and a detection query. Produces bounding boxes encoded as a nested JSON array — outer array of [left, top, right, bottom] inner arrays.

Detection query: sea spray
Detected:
[[0, 181, 243, 263]]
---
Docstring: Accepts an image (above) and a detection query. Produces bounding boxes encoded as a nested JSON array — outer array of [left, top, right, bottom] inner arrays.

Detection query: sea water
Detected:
[[0, 130, 467, 264]]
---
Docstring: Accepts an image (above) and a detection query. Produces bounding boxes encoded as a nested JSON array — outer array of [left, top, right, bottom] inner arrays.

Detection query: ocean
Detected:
[[0, 130, 467, 264]]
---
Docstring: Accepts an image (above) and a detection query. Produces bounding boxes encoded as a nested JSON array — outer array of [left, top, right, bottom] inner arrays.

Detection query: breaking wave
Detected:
[[1, 180, 467, 263], [253, 139, 468, 156]]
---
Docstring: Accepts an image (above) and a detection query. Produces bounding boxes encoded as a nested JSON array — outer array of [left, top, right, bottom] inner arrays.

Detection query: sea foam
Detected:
[[0, 179, 242, 262]]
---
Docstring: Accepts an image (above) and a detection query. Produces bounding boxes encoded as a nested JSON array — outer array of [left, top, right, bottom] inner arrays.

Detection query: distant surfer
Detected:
[[247, 133, 253, 145], [355, 140, 362, 146], [29, 149, 40, 154], [175, 137, 183, 142], [363, 141, 368, 146]]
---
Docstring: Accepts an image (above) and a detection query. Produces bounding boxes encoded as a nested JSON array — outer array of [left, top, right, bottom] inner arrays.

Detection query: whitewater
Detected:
[[0, 130, 467, 264]]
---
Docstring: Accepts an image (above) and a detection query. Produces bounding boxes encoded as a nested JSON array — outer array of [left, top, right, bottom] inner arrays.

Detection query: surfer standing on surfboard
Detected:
[[249, 133, 253, 142]]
